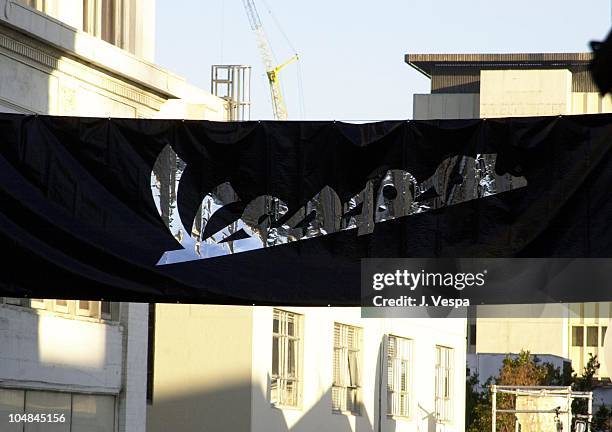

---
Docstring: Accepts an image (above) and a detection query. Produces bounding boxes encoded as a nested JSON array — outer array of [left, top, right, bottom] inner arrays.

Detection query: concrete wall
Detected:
[[476, 317, 568, 359], [39, 0, 84, 30], [0, 23, 226, 119], [412, 66, 612, 383], [412, 93, 479, 120], [147, 304, 254, 432], [118, 303, 148, 432], [13, 0, 155, 61], [571, 92, 612, 114], [412, 77, 612, 121], [0, 0, 227, 120], [250, 307, 466, 432], [480, 69, 573, 117], [0, 4, 228, 432], [0, 304, 123, 394]]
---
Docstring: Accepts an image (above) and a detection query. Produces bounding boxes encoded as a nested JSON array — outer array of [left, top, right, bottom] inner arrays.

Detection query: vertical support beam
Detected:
[[491, 385, 497, 432], [567, 386, 572, 432], [117, 302, 149, 432], [588, 392, 593, 432]]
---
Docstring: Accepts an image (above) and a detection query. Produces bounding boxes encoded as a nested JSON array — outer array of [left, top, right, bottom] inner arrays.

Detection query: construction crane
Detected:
[[241, 0, 298, 120]]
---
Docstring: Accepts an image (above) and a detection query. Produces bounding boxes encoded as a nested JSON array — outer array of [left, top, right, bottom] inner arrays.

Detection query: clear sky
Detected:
[[156, 0, 612, 121]]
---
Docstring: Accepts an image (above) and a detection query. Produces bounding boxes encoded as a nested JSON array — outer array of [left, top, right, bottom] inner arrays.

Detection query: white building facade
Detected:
[[0, 1, 227, 431], [147, 305, 467, 432], [406, 52, 612, 380]]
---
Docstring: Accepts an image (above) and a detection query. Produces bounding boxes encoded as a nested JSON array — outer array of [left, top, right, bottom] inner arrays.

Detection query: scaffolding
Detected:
[[211, 65, 252, 121], [491, 385, 592, 432]]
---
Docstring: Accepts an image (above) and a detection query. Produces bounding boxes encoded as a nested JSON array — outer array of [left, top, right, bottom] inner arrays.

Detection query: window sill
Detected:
[[332, 410, 362, 417], [435, 419, 453, 425], [270, 403, 302, 412], [0, 303, 120, 325], [387, 414, 413, 422]]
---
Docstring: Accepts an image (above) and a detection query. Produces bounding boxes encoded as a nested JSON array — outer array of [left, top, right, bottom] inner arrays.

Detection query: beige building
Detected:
[[147, 305, 467, 432], [406, 52, 612, 381], [0, 1, 227, 432], [407, 53, 612, 120]]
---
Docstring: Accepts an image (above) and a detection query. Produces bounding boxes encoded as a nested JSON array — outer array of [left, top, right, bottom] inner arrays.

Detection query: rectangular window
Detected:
[[76, 300, 101, 318], [25, 390, 71, 432], [29, 299, 46, 310], [332, 323, 361, 415], [572, 326, 584, 346], [469, 324, 476, 347], [18, 0, 44, 11], [271, 309, 301, 407], [4, 297, 26, 306], [83, 0, 121, 47], [435, 346, 453, 422], [2, 389, 115, 432], [387, 335, 412, 417], [147, 303, 156, 404], [101, 0, 115, 44], [71, 394, 115, 432], [587, 326, 598, 347], [0, 388, 24, 432], [54, 299, 69, 314], [100, 301, 112, 320], [602, 327, 608, 347]]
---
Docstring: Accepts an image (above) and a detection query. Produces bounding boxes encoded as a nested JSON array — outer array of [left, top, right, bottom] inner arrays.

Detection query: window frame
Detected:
[[586, 326, 599, 347], [17, 0, 45, 11], [270, 309, 302, 409], [76, 300, 101, 319], [1, 387, 116, 431], [386, 335, 413, 419], [53, 299, 70, 314], [3, 297, 26, 307], [572, 325, 585, 347], [435, 345, 454, 423], [332, 322, 362, 416], [29, 298, 47, 310], [83, 0, 123, 47]]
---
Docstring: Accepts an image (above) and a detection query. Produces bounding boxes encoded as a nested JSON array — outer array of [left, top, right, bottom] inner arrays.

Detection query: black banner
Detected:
[[0, 114, 611, 305]]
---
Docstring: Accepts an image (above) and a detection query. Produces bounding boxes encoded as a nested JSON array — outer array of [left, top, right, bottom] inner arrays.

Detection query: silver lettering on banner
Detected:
[[151, 146, 528, 265]]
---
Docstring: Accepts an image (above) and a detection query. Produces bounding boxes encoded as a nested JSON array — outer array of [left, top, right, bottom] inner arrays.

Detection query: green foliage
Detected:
[[466, 351, 604, 432], [572, 354, 601, 421], [592, 405, 612, 432]]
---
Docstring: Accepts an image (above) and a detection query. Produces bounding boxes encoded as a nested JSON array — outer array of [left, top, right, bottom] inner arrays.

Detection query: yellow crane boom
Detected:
[[241, 0, 297, 120]]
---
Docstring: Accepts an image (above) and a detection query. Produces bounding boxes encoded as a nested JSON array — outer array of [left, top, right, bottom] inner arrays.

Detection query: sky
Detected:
[[156, 0, 612, 121]]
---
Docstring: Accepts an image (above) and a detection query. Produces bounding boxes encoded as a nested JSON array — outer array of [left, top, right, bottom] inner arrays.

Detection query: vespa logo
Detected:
[[151, 146, 527, 265]]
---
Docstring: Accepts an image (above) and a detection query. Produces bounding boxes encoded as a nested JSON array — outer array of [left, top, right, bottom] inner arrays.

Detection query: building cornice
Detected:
[[0, 0, 217, 104], [0, 26, 166, 111], [405, 53, 594, 77]]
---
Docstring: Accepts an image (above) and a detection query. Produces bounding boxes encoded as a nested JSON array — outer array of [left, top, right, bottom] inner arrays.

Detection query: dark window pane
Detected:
[[101, 0, 115, 44], [287, 319, 294, 336], [602, 327, 608, 346], [101, 301, 111, 315], [587, 326, 598, 347], [272, 337, 279, 376], [288, 339, 296, 377], [572, 326, 584, 346], [469, 324, 477, 346]]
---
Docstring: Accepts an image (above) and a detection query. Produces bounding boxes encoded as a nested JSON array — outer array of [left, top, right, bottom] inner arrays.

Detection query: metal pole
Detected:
[[492, 385, 497, 432], [587, 393, 593, 432], [567, 386, 572, 432]]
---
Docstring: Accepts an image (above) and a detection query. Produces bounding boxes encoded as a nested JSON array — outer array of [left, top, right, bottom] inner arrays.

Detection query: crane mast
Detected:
[[241, 0, 298, 120]]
